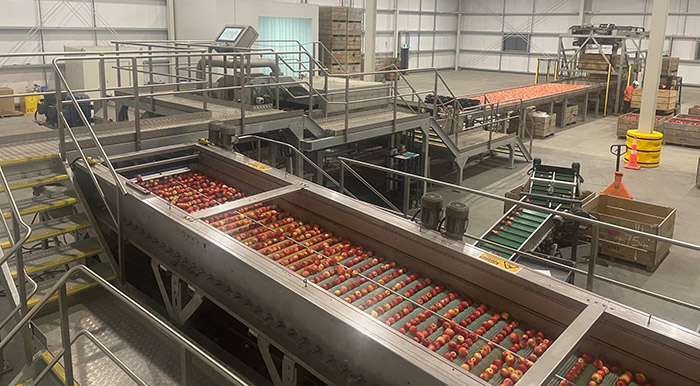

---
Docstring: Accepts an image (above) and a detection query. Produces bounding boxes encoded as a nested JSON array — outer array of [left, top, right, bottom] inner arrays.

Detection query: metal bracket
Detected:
[[151, 261, 203, 326], [258, 336, 297, 386]]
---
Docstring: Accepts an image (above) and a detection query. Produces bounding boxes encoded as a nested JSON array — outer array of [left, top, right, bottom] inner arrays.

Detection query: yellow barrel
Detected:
[[625, 129, 663, 168]]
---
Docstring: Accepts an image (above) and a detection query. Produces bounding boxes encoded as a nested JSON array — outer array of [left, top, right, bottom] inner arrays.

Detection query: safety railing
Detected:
[[0, 166, 37, 362], [335, 156, 700, 316], [0, 265, 250, 386]]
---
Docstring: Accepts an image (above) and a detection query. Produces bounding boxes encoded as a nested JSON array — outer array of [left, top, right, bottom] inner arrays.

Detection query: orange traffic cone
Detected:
[[624, 136, 641, 170], [602, 171, 632, 199]]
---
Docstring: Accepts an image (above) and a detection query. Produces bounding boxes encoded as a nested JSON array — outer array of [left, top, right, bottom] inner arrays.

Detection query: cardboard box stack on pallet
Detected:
[[582, 194, 676, 272], [0, 87, 21, 118], [319, 7, 362, 74], [630, 88, 677, 113], [526, 111, 557, 138], [616, 113, 669, 138]]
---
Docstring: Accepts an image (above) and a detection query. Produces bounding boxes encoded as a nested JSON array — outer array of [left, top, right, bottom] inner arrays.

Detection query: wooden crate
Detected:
[[319, 6, 362, 22], [581, 194, 676, 272], [329, 64, 360, 74], [577, 54, 625, 71], [663, 116, 700, 147], [616, 113, 668, 138], [504, 185, 595, 213], [320, 35, 362, 50], [661, 56, 680, 75], [323, 50, 361, 66], [556, 104, 578, 126], [630, 88, 677, 111], [688, 105, 700, 116], [526, 113, 556, 138]]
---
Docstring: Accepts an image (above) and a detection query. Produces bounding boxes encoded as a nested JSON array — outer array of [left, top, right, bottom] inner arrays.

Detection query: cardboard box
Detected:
[[0, 87, 18, 116], [526, 112, 556, 138], [582, 194, 676, 272]]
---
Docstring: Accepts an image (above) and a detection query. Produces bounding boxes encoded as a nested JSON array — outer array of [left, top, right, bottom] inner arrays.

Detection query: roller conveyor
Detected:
[[476, 161, 583, 261], [75, 144, 700, 386]]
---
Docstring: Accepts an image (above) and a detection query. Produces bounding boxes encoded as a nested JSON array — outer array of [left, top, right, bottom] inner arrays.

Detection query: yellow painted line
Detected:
[[40, 350, 80, 386], [0, 154, 57, 167], [0, 174, 69, 192], [12, 248, 103, 277], [1, 221, 91, 249], [28, 275, 116, 308], [3, 198, 78, 219]]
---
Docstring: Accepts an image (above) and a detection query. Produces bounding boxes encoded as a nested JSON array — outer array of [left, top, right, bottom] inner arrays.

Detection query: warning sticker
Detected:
[[478, 253, 522, 273], [246, 161, 271, 171]]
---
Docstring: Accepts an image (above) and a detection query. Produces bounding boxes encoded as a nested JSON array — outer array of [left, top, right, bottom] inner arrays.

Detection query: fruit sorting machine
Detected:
[[74, 143, 700, 385]]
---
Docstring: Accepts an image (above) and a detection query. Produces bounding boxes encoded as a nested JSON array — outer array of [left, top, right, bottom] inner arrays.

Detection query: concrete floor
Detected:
[[405, 69, 700, 331]]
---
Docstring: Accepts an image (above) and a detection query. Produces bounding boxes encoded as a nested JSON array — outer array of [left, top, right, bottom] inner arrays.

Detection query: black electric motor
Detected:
[[37, 92, 93, 128]]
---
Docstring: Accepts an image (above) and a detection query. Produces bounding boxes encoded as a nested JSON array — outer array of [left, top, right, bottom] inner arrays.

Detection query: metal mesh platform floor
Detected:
[[455, 130, 513, 151], [314, 109, 423, 135], [34, 289, 232, 386]]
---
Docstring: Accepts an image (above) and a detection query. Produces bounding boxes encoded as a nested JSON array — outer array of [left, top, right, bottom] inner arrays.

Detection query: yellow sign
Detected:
[[478, 253, 521, 273], [246, 161, 271, 171]]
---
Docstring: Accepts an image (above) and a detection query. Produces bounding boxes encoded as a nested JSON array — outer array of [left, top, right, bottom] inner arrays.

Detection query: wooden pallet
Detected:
[[0, 111, 23, 118]]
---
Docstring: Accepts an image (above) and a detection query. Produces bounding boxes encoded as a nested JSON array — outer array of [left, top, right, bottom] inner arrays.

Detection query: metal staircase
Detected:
[[0, 154, 116, 309]]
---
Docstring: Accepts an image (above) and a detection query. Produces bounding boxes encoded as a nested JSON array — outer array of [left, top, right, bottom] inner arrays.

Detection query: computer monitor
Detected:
[[214, 25, 259, 50], [217, 27, 244, 43]]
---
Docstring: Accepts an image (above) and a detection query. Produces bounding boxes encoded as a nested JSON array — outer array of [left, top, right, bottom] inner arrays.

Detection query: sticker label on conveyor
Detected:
[[477, 252, 522, 273], [246, 161, 271, 171]]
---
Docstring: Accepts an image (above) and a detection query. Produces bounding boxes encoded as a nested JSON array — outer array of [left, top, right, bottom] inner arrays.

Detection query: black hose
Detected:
[[437, 217, 446, 232], [411, 208, 421, 223]]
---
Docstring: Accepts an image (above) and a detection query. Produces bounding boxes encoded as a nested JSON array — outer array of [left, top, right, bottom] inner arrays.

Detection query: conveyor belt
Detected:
[[476, 165, 581, 261], [124, 161, 655, 385], [203, 201, 556, 382]]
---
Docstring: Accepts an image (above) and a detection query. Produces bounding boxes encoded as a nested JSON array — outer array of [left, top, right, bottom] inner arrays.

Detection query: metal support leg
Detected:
[[58, 286, 74, 386], [583, 93, 589, 122], [421, 125, 429, 194], [339, 163, 345, 194], [402, 176, 411, 215], [508, 144, 515, 169], [180, 346, 193, 386], [282, 355, 297, 386], [313, 151, 323, 185], [560, 98, 568, 128], [258, 337, 284, 386], [586, 224, 599, 291]]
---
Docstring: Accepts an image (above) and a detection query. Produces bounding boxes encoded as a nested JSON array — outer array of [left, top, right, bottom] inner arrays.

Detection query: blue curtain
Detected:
[[258, 17, 312, 77]]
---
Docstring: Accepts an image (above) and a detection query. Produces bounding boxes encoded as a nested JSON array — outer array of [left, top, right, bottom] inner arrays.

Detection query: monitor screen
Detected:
[[218, 27, 244, 42]]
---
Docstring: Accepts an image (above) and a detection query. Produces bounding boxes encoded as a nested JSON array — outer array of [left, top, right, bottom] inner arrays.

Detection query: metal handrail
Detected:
[[236, 135, 357, 200], [35, 330, 147, 386], [0, 166, 37, 361], [335, 156, 700, 314], [52, 58, 127, 199], [0, 265, 250, 386]]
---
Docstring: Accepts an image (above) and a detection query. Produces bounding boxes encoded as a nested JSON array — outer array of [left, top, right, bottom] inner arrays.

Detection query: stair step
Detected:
[[27, 263, 114, 308], [0, 214, 91, 249], [0, 170, 70, 192], [0, 154, 58, 167], [8, 349, 75, 386], [2, 189, 78, 219], [11, 238, 103, 277]]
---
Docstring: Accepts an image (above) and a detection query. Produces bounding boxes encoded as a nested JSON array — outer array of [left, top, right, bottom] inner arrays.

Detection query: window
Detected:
[[503, 36, 530, 52]]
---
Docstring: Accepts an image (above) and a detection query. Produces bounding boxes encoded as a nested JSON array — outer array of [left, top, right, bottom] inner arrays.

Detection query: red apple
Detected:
[[634, 373, 646, 384]]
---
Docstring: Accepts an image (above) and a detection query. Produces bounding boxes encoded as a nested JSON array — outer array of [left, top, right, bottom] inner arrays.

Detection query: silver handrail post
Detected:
[[99, 54, 108, 123], [58, 285, 74, 385], [402, 176, 411, 215], [344, 76, 349, 142], [587, 224, 600, 291], [132, 56, 141, 151], [339, 161, 346, 195], [55, 74, 65, 160], [308, 58, 314, 115], [433, 70, 438, 118]]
